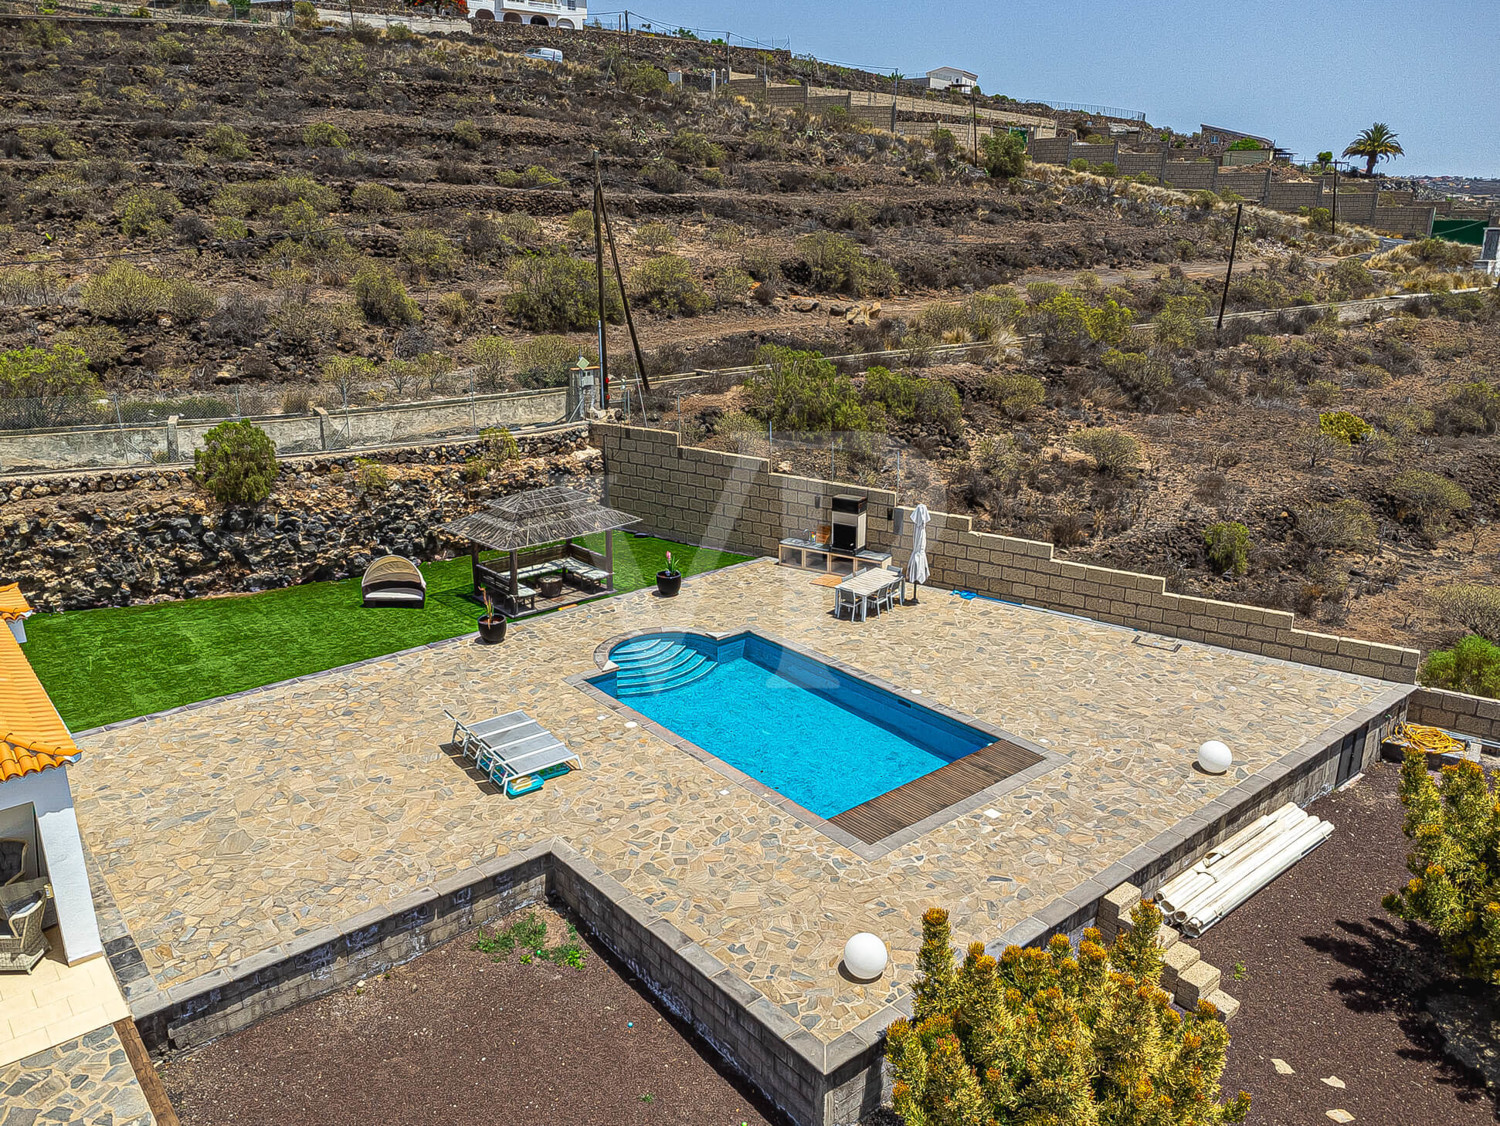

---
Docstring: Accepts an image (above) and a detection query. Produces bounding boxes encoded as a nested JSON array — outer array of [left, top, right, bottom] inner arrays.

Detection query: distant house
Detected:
[[924, 67, 979, 94], [468, 0, 586, 28], [1199, 124, 1273, 149]]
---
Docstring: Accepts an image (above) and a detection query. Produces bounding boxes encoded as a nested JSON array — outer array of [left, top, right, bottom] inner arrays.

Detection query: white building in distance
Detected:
[[468, 0, 585, 28], [925, 67, 978, 94]]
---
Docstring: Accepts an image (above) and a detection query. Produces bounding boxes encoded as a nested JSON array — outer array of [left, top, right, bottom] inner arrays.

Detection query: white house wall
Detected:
[[0, 767, 101, 965]]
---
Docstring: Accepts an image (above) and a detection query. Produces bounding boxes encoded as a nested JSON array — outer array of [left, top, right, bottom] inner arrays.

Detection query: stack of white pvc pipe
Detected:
[[1157, 802, 1333, 937]]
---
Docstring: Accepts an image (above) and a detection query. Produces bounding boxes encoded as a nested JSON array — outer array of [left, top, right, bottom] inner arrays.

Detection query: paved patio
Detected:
[[70, 560, 1401, 1041]]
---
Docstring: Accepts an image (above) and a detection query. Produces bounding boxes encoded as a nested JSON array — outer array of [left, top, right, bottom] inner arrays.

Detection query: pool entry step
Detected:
[[610, 636, 717, 697]]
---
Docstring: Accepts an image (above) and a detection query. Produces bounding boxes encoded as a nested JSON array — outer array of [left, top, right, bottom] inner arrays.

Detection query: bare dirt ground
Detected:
[[162, 903, 786, 1126], [1195, 763, 1496, 1125]]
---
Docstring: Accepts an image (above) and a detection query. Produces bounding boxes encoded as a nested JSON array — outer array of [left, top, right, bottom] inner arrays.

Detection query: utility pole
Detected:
[[971, 86, 978, 164], [593, 154, 610, 409], [1331, 163, 1340, 236], [1217, 202, 1244, 332]]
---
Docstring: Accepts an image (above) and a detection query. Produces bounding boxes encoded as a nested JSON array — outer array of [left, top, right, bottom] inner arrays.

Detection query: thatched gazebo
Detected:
[[439, 486, 640, 617]]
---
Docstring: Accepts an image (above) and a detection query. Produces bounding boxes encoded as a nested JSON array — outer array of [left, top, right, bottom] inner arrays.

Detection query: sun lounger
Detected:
[[444, 709, 529, 760], [444, 710, 582, 797], [362, 556, 427, 608]]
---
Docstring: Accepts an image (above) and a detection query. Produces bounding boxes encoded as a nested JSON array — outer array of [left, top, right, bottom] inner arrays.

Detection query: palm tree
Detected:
[[1343, 123, 1404, 176]]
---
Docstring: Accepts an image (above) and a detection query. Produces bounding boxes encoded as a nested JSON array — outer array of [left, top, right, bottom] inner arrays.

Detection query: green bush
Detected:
[[321, 355, 374, 402], [887, 905, 1248, 1126], [1205, 521, 1251, 575], [350, 264, 420, 326], [643, 159, 688, 193], [1386, 470, 1471, 533], [202, 123, 250, 160], [471, 335, 516, 390], [1420, 636, 1500, 699], [1386, 752, 1500, 983], [399, 228, 461, 280], [795, 232, 898, 297], [452, 119, 482, 148], [168, 279, 216, 323], [667, 129, 724, 167], [1436, 381, 1500, 436], [214, 176, 336, 218], [503, 254, 621, 332], [1028, 289, 1133, 360], [982, 371, 1045, 418], [914, 379, 962, 437], [565, 209, 596, 242], [468, 425, 521, 479], [117, 187, 179, 238], [747, 347, 872, 433], [1328, 256, 1376, 297], [1318, 410, 1373, 447], [1152, 295, 1207, 351], [628, 255, 708, 316], [302, 121, 349, 148], [1101, 348, 1173, 405], [514, 336, 589, 389], [1070, 427, 1141, 476], [193, 420, 278, 504], [0, 344, 99, 417], [81, 262, 170, 323], [1307, 206, 1333, 233], [979, 131, 1028, 179], [350, 183, 405, 213], [353, 457, 390, 492], [620, 61, 671, 98], [635, 221, 676, 251], [1428, 584, 1500, 643]]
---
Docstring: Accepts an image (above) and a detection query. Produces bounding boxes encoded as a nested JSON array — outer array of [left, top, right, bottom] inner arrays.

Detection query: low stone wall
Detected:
[[1408, 687, 1500, 744], [127, 839, 886, 1126], [2, 428, 594, 610], [594, 424, 1421, 683], [0, 387, 567, 474], [992, 687, 1411, 949]]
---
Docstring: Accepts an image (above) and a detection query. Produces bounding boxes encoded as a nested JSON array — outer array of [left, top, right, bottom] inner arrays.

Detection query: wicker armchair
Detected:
[[0, 838, 24, 886], [0, 880, 50, 974]]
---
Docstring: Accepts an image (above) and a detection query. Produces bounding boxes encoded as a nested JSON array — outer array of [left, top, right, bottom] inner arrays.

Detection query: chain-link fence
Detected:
[[0, 388, 291, 433]]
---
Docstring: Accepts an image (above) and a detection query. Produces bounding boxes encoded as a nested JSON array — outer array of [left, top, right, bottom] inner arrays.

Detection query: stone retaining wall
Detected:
[[127, 840, 886, 1126], [2, 428, 594, 610], [1407, 687, 1500, 744], [593, 424, 1421, 683]]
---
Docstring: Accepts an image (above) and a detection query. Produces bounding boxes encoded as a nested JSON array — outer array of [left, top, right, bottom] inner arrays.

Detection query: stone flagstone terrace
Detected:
[[69, 559, 1405, 1042]]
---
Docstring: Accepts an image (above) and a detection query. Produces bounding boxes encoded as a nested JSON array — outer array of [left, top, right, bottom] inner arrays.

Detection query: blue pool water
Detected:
[[591, 633, 992, 818]]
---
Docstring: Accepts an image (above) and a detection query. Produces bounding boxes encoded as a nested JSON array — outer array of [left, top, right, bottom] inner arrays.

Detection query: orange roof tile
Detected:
[[0, 627, 78, 783], [0, 583, 31, 624]]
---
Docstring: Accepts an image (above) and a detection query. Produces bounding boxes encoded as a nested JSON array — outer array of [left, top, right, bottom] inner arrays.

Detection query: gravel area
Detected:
[[162, 903, 786, 1126], [1194, 761, 1496, 1124]]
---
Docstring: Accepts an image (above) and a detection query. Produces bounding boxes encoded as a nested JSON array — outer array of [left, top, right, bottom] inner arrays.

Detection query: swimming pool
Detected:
[[590, 632, 995, 819]]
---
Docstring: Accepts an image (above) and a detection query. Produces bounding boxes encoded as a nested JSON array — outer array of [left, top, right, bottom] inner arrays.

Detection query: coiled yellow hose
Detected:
[[1392, 721, 1466, 757]]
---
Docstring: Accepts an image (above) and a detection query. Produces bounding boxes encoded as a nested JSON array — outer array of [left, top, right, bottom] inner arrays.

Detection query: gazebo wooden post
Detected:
[[469, 543, 480, 595], [509, 550, 520, 612], [605, 530, 615, 592]]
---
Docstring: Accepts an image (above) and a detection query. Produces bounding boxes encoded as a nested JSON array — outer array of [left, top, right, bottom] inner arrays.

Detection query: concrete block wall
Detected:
[[1264, 180, 1324, 210], [1408, 687, 1500, 743], [594, 424, 1421, 684], [1162, 161, 1220, 190]]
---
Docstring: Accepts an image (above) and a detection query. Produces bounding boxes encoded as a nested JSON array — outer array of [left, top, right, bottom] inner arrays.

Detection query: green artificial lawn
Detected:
[[25, 534, 749, 732]]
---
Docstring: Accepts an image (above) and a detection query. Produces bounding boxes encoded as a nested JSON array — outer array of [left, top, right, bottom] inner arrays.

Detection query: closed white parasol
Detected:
[[905, 503, 930, 603]]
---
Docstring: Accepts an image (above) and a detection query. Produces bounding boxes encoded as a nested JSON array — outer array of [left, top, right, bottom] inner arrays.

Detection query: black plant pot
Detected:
[[477, 615, 508, 644], [655, 571, 683, 598]]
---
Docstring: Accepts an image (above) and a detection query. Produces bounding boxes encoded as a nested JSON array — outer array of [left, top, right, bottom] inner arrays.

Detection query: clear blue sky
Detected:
[[592, 1, 1500, 178]]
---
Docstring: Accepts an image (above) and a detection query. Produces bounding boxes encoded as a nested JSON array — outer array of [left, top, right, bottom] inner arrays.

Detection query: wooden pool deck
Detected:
[[829, 739, 1046, 845]]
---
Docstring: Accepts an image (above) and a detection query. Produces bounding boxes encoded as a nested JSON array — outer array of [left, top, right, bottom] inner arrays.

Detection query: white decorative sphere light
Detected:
[[1198, 740, 1233, 774], [843, 933, 888, 981]]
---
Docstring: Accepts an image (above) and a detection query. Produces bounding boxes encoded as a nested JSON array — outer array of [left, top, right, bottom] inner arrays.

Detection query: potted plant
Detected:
[[477, 590, 507, 644], [655, 551, 683, 598]]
